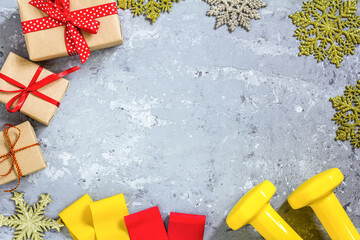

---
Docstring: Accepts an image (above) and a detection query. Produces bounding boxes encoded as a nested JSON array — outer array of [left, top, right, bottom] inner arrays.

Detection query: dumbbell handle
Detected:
[[310, 192, 360, 240], [250, 203, 303, 240]]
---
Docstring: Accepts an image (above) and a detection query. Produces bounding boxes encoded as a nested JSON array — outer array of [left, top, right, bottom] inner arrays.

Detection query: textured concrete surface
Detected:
[[0, 0, 360, 239]]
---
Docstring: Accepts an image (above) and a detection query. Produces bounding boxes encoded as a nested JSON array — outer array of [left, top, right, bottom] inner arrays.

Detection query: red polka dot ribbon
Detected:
[[0, 66, 80, 113], [22, 0, 118, 63]]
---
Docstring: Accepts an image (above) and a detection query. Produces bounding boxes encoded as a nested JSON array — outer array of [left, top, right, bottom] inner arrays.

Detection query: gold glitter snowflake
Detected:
[[289, 0, 360, 67], [0, 192, 63, 240], [330, 80, 360, 148], [204, 0, 267, 32], [117, 0, 181, 23]]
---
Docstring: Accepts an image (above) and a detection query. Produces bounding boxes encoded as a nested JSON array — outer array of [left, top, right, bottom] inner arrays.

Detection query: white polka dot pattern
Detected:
[[21, 0, 118, 63]]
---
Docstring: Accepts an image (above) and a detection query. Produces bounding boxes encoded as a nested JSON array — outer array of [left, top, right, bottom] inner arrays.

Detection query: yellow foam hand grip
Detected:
[[288, 168, 360, 240], [226, 180, 302, 240], [90, 194, 130, 240], [59, 194, 96, 240]]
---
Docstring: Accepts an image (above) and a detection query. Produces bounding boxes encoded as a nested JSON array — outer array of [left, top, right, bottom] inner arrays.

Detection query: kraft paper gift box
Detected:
[[18, 0, 123, 62], [0, 52, 72, 125], [0, 121, 46, 186]]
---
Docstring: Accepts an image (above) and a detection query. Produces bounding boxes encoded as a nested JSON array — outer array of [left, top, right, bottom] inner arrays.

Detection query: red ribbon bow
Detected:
[[29, 0, 99, 63], [22, 0, 118, 63], [0, 124, 40, 192], [0, 66, 80, 113]]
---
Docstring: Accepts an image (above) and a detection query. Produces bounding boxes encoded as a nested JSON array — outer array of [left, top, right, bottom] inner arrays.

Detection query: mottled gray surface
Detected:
[[0, 0, 359, 239]]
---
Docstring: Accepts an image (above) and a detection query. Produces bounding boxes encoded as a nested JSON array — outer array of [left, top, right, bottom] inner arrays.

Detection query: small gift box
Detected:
[[0, 121, 46, 191], [18, 0, 123, 63], [0, 52, 80, 125]]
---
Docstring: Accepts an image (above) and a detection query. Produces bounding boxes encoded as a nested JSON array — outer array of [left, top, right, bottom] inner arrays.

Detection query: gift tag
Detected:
[[167, 212, 206, 240], [124, 206, 168, 240]]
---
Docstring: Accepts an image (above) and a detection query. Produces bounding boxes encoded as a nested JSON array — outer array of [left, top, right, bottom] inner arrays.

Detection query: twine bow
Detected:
[[0, 124, 40, 192], [0, 66, 80, 113]]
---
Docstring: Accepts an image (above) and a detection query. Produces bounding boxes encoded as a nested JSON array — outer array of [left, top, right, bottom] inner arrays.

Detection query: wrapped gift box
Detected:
[[0, 52, 72, 125], [0, 121, 46, 185], [18, 0, 123, 62]]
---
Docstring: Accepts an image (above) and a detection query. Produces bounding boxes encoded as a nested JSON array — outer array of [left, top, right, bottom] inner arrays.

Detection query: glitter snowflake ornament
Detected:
[[330, 80, 360, 148], [204, 0, 267, 32], [0, 192, 63, 240], [289, 0, 360, 68], [117, 0, 181, 23]]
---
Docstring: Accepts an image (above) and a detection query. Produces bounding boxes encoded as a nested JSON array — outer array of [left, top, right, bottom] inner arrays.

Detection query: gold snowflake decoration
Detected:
[[0, 192, 63, 240], [330, 80, 360, 148], [117, 0, 181, 23], [289, 0, 360, 68], [204, 0, 267, 32]]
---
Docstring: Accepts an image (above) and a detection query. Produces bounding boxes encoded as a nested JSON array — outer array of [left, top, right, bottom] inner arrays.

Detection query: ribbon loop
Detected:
[[0, 124, 40, 192], [0, 66, 80, 114]]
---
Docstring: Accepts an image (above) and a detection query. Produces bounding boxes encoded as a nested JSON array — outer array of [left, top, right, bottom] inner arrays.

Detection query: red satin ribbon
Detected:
[[0, 66, 80, 113], [0, 124, 40, 192], [21, 0, 118, 63]]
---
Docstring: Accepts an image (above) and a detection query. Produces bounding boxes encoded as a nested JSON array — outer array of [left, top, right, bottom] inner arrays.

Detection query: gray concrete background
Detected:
[[0, 0, 360, 239]]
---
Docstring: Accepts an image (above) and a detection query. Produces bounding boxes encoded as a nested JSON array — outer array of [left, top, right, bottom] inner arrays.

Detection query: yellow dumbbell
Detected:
[[226, 180, 303, 240], [288, 168, 360, 240]]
